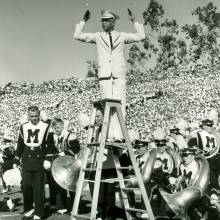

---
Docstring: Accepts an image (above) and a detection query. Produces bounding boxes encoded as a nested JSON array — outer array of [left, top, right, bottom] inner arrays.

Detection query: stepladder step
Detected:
[[87, 141, 127, 149], [71, 214, 90, 219], [105, 141, 127, 149], [125, 207, 148, 213]]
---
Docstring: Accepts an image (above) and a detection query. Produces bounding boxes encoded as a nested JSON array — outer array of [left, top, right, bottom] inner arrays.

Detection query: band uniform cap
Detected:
[[169, 127, 180, 135], [101, 9, 119, 20], [181, 147, 198, 156], [200, 119, 214, 127]]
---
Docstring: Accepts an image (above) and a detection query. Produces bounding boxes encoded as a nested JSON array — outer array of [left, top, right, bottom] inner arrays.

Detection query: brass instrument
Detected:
[[126, 147, 182, 187], [160, 155, 210, 220], [125, 148, 157, 187], [51, 155, 82, 191]]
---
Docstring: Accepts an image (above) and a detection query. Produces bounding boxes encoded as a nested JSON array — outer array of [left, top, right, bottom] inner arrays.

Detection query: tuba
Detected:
[[159, 155, 210, 220], [125, 148, 157, 187], [51, 155, 83, 192], [126, 147, 181, 187]]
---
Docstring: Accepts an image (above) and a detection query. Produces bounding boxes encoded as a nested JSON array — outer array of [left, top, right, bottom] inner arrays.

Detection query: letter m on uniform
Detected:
[[27, 129, 40, 143], [206, 136, 215, 149]]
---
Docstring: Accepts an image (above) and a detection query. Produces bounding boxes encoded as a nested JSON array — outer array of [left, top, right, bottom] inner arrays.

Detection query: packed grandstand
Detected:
[[1, 61, 220, 144]]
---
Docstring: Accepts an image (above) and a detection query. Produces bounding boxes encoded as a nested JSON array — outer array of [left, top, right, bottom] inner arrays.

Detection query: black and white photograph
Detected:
[[1, 0, 220, 219]]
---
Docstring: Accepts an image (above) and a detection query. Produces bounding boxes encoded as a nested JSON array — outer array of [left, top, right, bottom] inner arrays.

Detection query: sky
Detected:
[[1, 0, 220, 84]]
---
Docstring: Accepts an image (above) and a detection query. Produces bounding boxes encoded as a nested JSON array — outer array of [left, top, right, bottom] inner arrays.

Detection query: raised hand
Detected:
[[83, 10, 91, 22], [128, 8, 136, 23]]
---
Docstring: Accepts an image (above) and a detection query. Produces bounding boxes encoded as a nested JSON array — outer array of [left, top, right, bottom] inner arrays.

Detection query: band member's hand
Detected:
[[13, 164, 18, 169], [83, 10, 91, 22], [43, 160, 51, 170], [128, 8, 136, 23], [168, 177, 177, 185], [58, 152, 65, 156]]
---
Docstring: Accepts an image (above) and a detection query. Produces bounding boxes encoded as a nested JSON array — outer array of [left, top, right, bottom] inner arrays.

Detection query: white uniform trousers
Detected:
[[99, 76, 126, 140]]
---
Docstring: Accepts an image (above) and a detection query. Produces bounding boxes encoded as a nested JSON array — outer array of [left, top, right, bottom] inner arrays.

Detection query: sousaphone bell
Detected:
[[51, 155, 82, 192]]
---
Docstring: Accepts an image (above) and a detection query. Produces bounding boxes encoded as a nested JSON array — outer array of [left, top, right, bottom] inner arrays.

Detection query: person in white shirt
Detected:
[[74, 8, 145, 140]]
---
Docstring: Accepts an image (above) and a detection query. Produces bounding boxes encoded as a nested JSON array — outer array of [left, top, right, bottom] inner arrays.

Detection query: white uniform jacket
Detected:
[[74, 21, 145, 79]]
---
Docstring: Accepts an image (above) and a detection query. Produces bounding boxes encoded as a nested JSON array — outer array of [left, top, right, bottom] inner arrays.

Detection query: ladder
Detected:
[[71, 99, 155, 220]]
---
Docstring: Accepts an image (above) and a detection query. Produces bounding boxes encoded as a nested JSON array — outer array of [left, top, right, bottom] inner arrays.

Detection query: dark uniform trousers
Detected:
[[22, 168, 45, 216], [46, 170, 67, 210], [21, 149, 47, 217]]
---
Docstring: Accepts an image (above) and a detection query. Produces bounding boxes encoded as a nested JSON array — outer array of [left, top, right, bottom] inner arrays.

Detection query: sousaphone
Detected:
[[51, 155, 82, 192]]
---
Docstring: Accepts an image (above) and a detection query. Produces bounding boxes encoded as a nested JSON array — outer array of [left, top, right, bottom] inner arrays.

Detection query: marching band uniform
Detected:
[[74, 9, 145, 140], [168, 147, 208, 220], [0, 136, 15, 193], [168, 148, 199, 192], [140, 128, 180, 218], [188, 119, 220, 190], [168, 127, 188, 152], [14, 115, 50, 219], [46, 127, 80, 213]]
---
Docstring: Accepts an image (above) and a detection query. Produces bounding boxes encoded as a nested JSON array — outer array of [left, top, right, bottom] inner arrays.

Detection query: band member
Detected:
[[0, 131, 15, 194], [164, 147, 210, 220], [13, 106, 51, 220], [188, 118, 220, 190], [0, 131, 16, 211], [139, 127, 181, 218], [74, 8, 145, 140], [168, 119, 188, 152], [168, 147, 199, 193], [205, 188, 220, 219], [46, 118, 80, 214]]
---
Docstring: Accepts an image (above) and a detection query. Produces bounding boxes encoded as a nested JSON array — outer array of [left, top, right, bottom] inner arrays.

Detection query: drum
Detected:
[[3, 168, 22, 186]]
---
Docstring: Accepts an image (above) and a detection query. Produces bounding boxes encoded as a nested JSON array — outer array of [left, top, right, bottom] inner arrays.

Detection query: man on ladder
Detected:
[[74, 8, 145, 141], [73, 8, 153, 220]]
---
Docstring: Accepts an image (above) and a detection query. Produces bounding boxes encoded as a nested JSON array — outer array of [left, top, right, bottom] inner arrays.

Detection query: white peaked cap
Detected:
[[78, 113, 90, 129], [101, 9, 119, 20]]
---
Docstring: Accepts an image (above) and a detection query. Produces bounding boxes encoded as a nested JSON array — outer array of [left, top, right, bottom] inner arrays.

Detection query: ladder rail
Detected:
[[90, 102, 111, 219], [71, 107, 97, 219], [114, 103, 155, 220], [113, 149, 133, 220]]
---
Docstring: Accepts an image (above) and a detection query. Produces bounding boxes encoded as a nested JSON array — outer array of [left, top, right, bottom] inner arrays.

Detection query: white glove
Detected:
[[13, 164, 18, 169], [168, 177, 177, 185], [58, 152, 65, 156], [43, 160, 51, 170]]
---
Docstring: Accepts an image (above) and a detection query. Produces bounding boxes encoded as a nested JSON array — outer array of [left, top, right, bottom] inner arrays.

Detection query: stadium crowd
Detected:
[[1, 62, 220, 143], [0, 61, 220, 219]]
